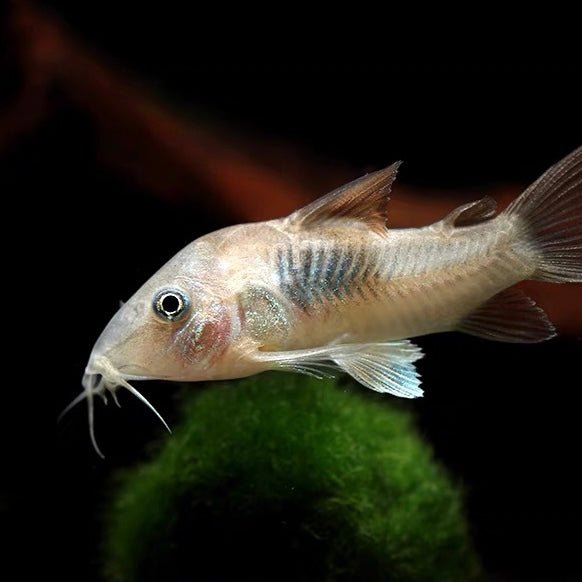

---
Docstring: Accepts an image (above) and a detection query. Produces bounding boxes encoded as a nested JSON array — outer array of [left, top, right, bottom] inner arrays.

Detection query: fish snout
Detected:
[[84, 300, 151, 385], [91, 302, 143, 358], [82, 353, 123, 394]]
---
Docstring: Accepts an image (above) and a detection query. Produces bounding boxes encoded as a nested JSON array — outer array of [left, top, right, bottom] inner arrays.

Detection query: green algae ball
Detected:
[[104, 373, 481, 581]]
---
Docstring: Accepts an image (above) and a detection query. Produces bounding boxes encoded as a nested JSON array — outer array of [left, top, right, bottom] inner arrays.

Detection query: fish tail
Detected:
[[506, 146, 582, 282]]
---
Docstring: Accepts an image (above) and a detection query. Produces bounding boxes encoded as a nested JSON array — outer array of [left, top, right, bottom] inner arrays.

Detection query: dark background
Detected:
[[2, 4, 581, 581]]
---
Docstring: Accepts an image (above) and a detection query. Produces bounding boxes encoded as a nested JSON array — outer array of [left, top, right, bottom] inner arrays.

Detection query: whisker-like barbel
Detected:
[[119, 379, 171, 434], [87, 388, 104, 459], [62, 370, 170, 457], [57, 391, 89, 424]]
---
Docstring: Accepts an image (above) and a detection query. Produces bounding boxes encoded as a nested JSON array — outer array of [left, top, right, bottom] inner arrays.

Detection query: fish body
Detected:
[[182, 214, 523, 374], [66, 148, 582, 455]]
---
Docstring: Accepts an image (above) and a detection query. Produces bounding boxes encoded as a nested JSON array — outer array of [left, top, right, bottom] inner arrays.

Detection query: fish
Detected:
[[62, 147, 582, 456]]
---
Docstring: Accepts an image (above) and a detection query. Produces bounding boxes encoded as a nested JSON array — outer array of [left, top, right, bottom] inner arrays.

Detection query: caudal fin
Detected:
[[506, 146, 582, 282]]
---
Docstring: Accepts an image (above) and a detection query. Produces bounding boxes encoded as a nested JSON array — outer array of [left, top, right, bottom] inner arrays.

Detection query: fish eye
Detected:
[[153, 288, 190, 322]]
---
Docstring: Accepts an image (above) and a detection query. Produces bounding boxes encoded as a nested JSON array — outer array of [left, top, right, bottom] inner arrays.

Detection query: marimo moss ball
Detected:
[[104, 373, 481, 582]]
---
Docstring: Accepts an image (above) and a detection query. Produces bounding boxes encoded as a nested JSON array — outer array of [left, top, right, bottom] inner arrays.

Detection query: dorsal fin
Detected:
[[286, 162, 401, 235], [442, 196, 497, 228]]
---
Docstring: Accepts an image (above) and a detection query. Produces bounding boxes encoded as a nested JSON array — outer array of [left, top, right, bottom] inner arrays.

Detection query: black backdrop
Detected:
[[2, 5, 581, 581]]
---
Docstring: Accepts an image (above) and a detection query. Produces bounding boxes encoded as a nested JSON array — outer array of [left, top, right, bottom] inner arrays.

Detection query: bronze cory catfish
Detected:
[[67, 147, 581, 455]]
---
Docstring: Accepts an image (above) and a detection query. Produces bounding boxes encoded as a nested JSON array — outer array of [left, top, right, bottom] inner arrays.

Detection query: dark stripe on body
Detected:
[[276, 242, 381, 311]]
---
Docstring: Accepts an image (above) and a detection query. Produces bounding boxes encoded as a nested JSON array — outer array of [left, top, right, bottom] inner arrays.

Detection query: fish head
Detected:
[[83, 240, 235, 393], [69, 238, 237, 457]]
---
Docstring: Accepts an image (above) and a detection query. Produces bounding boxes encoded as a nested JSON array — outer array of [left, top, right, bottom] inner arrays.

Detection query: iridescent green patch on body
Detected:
[[238, 285, 290, 345]]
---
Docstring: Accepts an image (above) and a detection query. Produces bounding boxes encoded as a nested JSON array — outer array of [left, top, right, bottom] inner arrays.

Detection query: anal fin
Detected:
[[256, 339, 424, 399], [458, 288, 556, 343]]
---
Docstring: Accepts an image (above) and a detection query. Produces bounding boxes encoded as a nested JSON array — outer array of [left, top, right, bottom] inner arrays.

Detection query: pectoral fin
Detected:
[[256, 339, 424, 398]]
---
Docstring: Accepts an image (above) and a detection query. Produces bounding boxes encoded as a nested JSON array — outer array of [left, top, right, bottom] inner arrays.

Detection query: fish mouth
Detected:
[[59, 355, 171, 458]]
